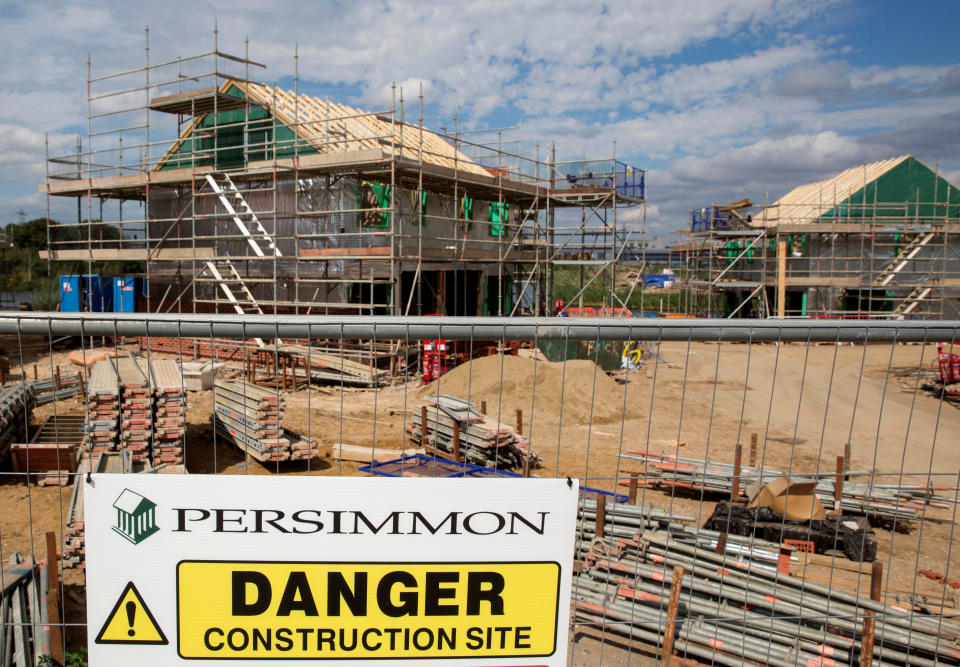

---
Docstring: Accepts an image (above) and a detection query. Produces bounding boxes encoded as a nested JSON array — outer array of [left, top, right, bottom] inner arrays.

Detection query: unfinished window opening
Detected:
[[357, 181, 390, 227]]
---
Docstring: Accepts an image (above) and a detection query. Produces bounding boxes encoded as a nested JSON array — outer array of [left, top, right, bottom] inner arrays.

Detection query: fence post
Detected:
[[860, 561, 883, 666], [46, 531, 63, 666]]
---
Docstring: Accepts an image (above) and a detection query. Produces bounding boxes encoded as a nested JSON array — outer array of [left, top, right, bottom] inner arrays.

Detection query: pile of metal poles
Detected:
[[0, 383, 34, 464], [29, 371, 82, 405], [574, 496, 960, 666], [407, 395, 541, 471], [620, 451, 955, 524]]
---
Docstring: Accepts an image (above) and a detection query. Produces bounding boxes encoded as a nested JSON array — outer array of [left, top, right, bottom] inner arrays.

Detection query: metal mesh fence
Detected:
[[0, 314, 958, 665]]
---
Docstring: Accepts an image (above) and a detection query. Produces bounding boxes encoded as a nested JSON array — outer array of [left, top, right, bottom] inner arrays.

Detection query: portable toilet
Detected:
[[84, 275, 112, 312], [59, 275, 81, 312], [112, 276, 141, 313]]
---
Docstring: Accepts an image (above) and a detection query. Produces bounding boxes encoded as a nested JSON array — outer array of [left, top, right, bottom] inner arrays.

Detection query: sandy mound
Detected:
[[416, 355, 640, 426]]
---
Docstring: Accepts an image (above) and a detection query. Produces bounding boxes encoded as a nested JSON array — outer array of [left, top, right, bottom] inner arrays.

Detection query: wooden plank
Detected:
[[39, 247, 216, 261], [40, 164, 215, 195], [46, 531, 63, 666], [300, 246, 391, 258]]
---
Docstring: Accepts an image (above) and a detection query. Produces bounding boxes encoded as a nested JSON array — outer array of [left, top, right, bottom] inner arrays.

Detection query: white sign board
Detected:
[[85, 475, 578, 665]]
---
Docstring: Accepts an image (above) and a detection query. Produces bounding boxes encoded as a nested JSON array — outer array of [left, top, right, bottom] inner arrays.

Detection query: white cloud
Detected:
[[0, 0, 957, 243]]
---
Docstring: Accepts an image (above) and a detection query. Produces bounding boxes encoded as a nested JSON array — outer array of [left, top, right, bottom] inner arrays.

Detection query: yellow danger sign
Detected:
[[177, 561, 560, 659], [95, 582, 168, 645]]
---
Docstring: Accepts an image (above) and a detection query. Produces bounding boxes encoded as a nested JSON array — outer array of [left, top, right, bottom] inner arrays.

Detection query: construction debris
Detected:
[[705, 499, 877, 562], [574, 496, 960, 666], [212, 379, 321, 462], [407, 395, 541, 470]]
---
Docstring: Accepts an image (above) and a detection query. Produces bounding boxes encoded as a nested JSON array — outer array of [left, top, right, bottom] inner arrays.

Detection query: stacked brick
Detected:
[[114, 356, 153, 462], [86, 360, 119, 456], [212, 379, 319, 462], [148, 359, 186, 465]]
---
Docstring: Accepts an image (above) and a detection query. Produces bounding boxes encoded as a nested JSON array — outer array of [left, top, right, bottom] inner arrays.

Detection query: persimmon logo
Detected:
[[112, 489, 160, 545]]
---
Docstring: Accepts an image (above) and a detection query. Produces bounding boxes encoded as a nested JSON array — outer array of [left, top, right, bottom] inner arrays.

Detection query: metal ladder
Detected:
[[893, 285, 933, 318], [873, 232, 935, 286], [205, 173, 282, 258], [204, 173, 283, 347]]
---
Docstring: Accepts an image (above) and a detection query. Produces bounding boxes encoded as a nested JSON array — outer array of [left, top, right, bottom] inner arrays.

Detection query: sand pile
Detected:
[[416, 355, 640, 426]]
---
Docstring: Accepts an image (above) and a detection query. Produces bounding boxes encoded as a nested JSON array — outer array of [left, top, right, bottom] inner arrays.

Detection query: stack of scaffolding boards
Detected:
[[148, 359, 186, 464], [212, 380, 320, 462], [86, 359, 120, 456], [573, 496, 960, 666], [406, 395, 542, 471], [0, 383, 34, 464], [0, 557, 48, 667], [112, 356, 153, 462]]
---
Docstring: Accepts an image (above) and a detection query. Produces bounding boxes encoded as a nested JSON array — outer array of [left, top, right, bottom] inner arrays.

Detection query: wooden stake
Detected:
[[594, 494, 606, 541], [749, 432, 757, 467], [515, 408, 523, 435], [627, 472, 638, 505], [835, 455, 845, 514], [33, 364, 38, 380], [46, 531, 63, 666], [662, 565, 685, 666], [860, 561, 883, 666], [731, 443, 743, 500], [421, 406, 428, 445], [480, 400, 487, 416], [714, 531, 727, 555], [452, 421, 461, 461]]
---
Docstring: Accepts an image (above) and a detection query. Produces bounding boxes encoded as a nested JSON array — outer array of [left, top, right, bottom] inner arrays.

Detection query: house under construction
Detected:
[[679, 156, 960, 319], [39, 37, 644, 325]]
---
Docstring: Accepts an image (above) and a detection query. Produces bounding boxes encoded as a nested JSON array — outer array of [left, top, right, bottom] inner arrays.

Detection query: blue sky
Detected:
[[1, 0, 958, 244]]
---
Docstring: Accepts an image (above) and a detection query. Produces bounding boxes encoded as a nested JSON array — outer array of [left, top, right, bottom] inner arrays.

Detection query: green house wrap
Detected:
[[488, 201, 509, 237]]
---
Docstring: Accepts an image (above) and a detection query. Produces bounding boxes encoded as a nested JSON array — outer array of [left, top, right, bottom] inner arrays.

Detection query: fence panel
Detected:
[[0, 313, 957, 665]]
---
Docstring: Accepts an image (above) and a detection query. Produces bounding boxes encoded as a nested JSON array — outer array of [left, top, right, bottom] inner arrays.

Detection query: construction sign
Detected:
[[85, 475, 578, 665]]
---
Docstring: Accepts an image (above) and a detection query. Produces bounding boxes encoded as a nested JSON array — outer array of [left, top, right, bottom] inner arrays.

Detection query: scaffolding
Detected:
[[40, 29, 645, 331], [675, 158, 960, 319]]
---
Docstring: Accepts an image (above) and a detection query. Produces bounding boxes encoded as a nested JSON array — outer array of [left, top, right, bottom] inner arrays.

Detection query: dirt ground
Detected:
[[1, 339, 959, 660]]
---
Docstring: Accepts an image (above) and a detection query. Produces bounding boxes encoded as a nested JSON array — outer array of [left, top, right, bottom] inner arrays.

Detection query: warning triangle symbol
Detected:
[[95, 581, 168, 645]]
